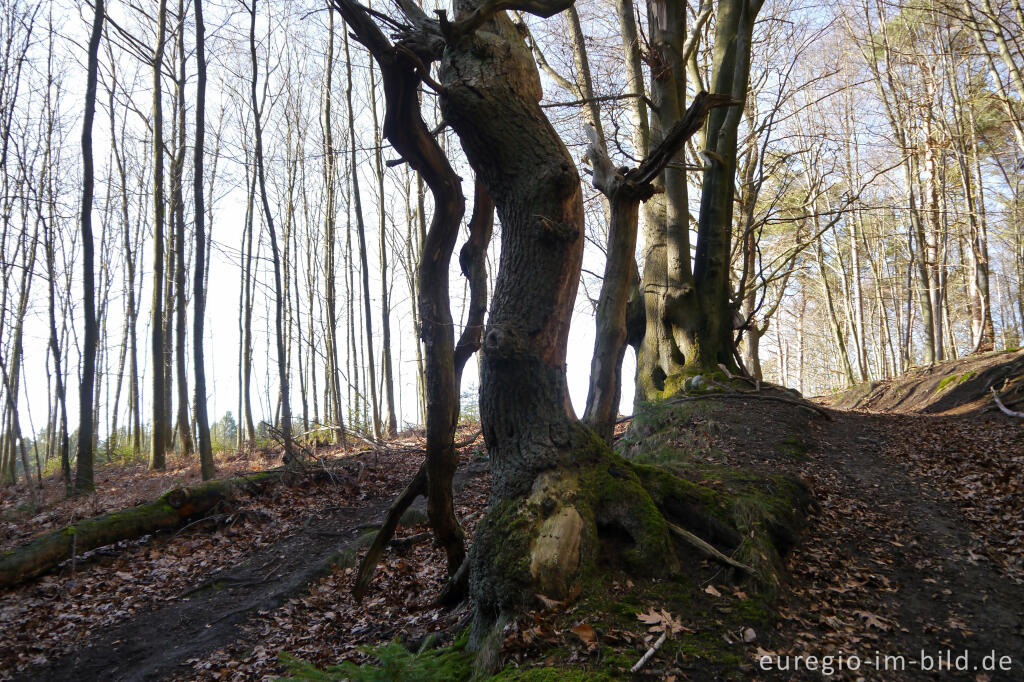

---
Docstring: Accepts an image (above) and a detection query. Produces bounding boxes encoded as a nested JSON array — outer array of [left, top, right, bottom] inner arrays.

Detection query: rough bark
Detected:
[[584, 92, 732, 442], [436, 9, 682, 663]]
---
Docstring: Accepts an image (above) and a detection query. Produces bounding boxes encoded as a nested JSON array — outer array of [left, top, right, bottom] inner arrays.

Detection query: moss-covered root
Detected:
[[635, 463, 812, 591], [467, 429, 680, 675], [0, 470, 282, 588]]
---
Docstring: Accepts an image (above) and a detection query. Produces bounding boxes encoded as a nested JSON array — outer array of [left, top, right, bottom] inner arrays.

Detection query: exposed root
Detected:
[[992, 387, 1024, 418], [352, 465, 426, 601], [666, 521, 755, 575], [437, 555, 470, 608], [667, 391, 833, 420]]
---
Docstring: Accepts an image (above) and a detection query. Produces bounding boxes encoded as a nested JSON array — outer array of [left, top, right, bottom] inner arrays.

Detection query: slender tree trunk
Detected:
[[240, 160, 257, 447], [193, 0, 215, 480], [344, 32, 381, 440], [322, 11, 345, 444], [248, 0, 292, 455], [74, 0, 104, 494], [369, 60, 398, 438], [816, 240, 856, 387], [150, 0, 169, 469], [172, 0, 194, 455]]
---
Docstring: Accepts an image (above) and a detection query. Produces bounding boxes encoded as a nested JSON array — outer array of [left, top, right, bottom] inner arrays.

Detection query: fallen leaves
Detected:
[[0, 432, 490, 680], [569, 623, 596, 644], [636, 607, 692, 636]]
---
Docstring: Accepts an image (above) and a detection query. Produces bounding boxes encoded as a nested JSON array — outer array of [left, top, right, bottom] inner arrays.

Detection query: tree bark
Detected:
[[75, 0, 104, 494], [193, 0, 215, 480], [150, 0, 169, 469], [248, 0, 293, 456]]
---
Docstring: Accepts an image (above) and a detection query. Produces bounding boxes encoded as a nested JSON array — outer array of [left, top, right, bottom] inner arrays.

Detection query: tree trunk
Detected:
[[75, 0, 104, 494], [172, 0, 194, 456], [248, 0, 292, 456], [193, 0, 215, 480], [437, 8, 679, 660], [344, 32, 382, 440], [690, 0, 759, 373], [369, 61, 399, 438], [150, 0, 169, 469], [0, 470, 287, 589], [322, 11, 345, 444], [584, 93, 730, 442]]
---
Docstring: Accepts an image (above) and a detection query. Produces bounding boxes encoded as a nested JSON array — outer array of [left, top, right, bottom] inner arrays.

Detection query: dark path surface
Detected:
[[13, 458, 488, 682], [13, 500, 385, 682], [770, 411, 1024, 680]]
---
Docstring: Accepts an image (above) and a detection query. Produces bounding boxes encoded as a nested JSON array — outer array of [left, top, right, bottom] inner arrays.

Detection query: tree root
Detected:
[[665, 521, 754, 575], [667, 391, 833, 420], [992, 387, 1024, 417], [437, 555, 470, 607], [352, 464, 426, 601]]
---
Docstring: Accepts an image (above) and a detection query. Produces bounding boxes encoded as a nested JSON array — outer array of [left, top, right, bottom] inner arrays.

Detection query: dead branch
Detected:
[[992, 388, 1024, 418], [353, 465, 427, 600], [666, 521, 755, 575], [630, 631, 667, 673], [454, 428, 483, 448]]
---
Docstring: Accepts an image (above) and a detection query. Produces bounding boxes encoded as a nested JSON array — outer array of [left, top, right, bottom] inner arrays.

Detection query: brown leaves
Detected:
[[636, 607, 692, 636], [569, 623, 596, 644], [1, 435, 492, 681]]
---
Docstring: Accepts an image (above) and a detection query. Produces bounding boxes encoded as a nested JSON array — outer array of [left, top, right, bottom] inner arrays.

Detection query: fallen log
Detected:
[[0, 470, 287, 589]]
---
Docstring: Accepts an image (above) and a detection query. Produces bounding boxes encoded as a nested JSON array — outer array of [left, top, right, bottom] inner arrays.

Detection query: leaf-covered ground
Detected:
[[1, 404, 1022, 681]]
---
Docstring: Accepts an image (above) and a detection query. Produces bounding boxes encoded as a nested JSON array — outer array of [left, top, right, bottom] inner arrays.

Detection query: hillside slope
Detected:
[[821, 349, 1024, 415]]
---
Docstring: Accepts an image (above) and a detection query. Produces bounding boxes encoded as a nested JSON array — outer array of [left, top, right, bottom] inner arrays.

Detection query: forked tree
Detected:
[[329, 0, 761, 673]]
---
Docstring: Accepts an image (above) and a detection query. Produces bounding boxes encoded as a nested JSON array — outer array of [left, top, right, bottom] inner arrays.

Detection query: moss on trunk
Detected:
[[0, 470, 282, 588]]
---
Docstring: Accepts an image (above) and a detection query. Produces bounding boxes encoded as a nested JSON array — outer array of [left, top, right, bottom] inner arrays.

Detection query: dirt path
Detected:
[[5, 407, 1021, 681], [767, 411, 1024, 680], [11, 458, 488, 682]]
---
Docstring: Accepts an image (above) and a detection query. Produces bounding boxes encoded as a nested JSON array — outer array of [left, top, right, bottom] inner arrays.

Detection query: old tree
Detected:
[[330, 0, 796, 672]]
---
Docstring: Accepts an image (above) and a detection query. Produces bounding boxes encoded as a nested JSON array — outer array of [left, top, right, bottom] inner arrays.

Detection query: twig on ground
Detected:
[[630, 631, 667, 673], [992, 388, 1024, 418], [666, 521, 756, 575], [454, 429, 483, 448]]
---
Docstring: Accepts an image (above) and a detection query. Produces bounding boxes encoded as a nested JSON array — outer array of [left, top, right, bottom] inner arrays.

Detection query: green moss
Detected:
[[492, 666, 620, 681], [470, 497, 537, 613], [936, 371, 976, 392], [279, 633, 472, 681], [576, 453, 675, 577], [778, 435, 808, 460]]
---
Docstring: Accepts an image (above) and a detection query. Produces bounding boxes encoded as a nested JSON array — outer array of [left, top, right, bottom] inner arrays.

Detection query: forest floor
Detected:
[[1, 395, 1022, 680]]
